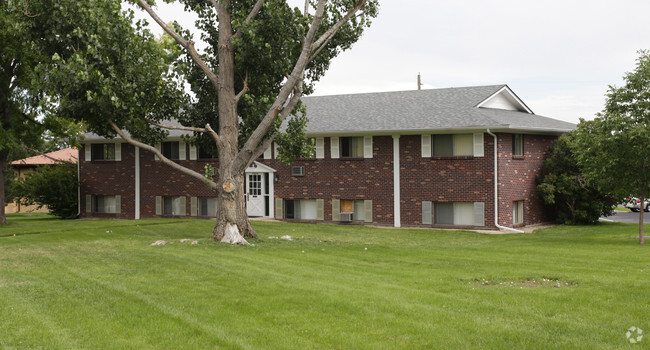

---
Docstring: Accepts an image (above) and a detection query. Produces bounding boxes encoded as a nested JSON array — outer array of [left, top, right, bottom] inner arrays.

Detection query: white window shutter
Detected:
[[115, 143, 122, 161], [179, 142, 186, 160], [154, 143, 161, 161], [315, 138, 325, 159], [155, 196, 162, 215], [273, 143, 279, 159], [473, 133, 484, 157], [422, 201, 432, 225], [275, 198, 283, 219], [115, 195, 121, 215], [364, 200, 373, 223], [263, 145, 272, 159], [85, 194, 92, 213], [363, 136, 373, 159], [330, 137, 340, 159], [473, 202, 485, 226], [316, 199, 324, 220], [190, 197, 197, 216], [85, 145, 92, 161], [421, 135, 432, 157], [189, 145, 197, 160], [332, 199, 340, 221]]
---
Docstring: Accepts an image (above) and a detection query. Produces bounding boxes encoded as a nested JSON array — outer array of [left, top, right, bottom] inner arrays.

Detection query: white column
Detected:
[[268, 172, 275, 218], [393, 135, 401, 227], [135, 146, 140, 220]]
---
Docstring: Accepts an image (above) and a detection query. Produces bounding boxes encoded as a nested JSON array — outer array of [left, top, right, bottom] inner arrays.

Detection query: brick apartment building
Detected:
[[79, 85, 574, 230]]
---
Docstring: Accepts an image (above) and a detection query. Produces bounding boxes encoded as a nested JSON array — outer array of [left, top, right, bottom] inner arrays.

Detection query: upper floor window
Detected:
[[162, 141, 180, 160], [432, 134, 473, 157], [91, 143, 115, 161], [198, 146, 217, 159], [340, 136, 364, 158], [513, 134, 523, 156]]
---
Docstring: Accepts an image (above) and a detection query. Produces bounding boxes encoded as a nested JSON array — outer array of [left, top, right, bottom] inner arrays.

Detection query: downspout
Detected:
[[486, 129, 524, 233]]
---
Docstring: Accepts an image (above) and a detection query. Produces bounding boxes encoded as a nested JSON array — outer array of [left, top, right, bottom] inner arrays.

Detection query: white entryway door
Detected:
[[246, 173, 265, 217]]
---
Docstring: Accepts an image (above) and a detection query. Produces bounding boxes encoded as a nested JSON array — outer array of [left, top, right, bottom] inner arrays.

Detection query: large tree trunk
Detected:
[[0, 153, 7, 224], [211, 170, 257, 244]]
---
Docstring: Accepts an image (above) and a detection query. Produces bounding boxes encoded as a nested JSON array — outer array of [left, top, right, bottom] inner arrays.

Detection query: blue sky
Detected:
[[132, 0, 650, 124]]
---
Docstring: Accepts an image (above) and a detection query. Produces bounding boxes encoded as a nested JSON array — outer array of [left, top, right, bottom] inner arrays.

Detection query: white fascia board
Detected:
[[245, 161, 276, 173], [475, 85, 534, 114]]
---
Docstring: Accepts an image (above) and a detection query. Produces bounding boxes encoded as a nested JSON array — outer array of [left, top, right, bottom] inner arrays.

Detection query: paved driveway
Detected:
[[601, 211, 650, 223]]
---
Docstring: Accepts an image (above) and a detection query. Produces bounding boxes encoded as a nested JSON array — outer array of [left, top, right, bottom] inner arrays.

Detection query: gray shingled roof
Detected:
[[83, 85, 575, 141], [300, 85, 575, 135]]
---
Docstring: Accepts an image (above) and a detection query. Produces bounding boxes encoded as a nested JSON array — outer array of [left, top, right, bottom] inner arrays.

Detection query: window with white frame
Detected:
[[340, 137, 364, 158], [199, 197, 218, 217], [513, 200, 524, 224], [91, 143, 116, 160], [93, 195, 118, 213], [432, 134, 473, 157], [513, 134, 523, 156], [162, 141, 180, 160], [163, 196, 185, 216]]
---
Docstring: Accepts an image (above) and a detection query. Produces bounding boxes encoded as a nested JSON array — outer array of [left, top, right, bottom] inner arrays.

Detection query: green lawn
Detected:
[[1, 214, 649, 349]]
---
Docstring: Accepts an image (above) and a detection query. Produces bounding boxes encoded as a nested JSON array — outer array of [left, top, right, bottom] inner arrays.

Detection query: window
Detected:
[[340, 199, 366, 222], [513, 200, 524, 224], [198, 147, 217, 159], [199, 197, 218, 217], [513, 134, 523, 156], [432, 134, 473, 157], [93, 195, 118, 213], [284, 199, 317, 220], [162, 141, 180, 160], [340, 137, 364, 158], [163, 196, 184, 216], [91, 143, 115, 160], [434, 202, 474, 225]]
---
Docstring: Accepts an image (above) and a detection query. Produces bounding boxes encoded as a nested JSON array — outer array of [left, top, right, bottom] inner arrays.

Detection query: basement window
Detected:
[[513, 200, 524, 225], [93, 195, 118, 214], [199, 197, 218, 217], [434, 202, 474, 225], [285, 199, 317, 220], [163, 196, 185, 216]]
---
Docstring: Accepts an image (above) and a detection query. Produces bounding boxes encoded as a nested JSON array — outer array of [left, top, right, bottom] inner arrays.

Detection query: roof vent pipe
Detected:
[[486, 129, 524, 233]]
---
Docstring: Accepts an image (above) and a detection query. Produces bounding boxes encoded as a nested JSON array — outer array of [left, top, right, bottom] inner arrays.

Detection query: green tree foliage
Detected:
[[573, 50, 650, 244], [537, 134, 615, 225], [14, 164, 78, 219], [1, 0, 88, 223]]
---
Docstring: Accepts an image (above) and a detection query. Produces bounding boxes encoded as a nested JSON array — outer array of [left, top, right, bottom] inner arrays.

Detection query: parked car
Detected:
[[623, 197, 650, 212]]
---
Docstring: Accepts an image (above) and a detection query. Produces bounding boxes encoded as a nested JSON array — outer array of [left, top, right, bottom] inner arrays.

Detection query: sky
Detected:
[[130, 0, 650, 124]]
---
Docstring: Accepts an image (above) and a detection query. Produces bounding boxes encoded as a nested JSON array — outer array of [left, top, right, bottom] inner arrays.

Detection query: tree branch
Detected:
[[145, 119, 210, 134], [235, 73, 249, 103], [136, 0, 219, 90], [108, 120, 217, 190], [232, 0, 266, 40], [311, 0, 368, 53]]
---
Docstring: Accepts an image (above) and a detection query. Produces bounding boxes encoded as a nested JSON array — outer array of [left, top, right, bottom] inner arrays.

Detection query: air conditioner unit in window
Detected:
[[340, 212, 353, 222], [291, 166, 305, 176]]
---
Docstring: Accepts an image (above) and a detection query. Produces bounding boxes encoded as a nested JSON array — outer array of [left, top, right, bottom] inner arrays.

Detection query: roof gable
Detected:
[[475, 86, 532, 113]]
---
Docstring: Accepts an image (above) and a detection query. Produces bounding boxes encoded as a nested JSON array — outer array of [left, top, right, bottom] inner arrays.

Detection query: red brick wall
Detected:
[[399, 134, 495, 227], [496, 133, 555, 227], [80, 133, 556, 227], [264, 136, 395, 225]]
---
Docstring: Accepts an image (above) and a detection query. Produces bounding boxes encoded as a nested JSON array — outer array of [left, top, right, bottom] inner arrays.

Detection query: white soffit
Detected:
[[476, 86, 533, 114]]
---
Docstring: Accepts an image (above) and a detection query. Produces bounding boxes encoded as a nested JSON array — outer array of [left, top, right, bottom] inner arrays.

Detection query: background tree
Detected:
[[53, 0, 378, 244], [13, 163, 78, 219], [573, 50, 650, 244], [537, 133, 615, 225], [1, 0, 88, 224]]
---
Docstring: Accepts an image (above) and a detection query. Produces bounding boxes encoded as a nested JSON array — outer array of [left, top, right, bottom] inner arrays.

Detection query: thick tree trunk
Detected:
[[0, 154, 7, 224], [211, 171, 257, 244]]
